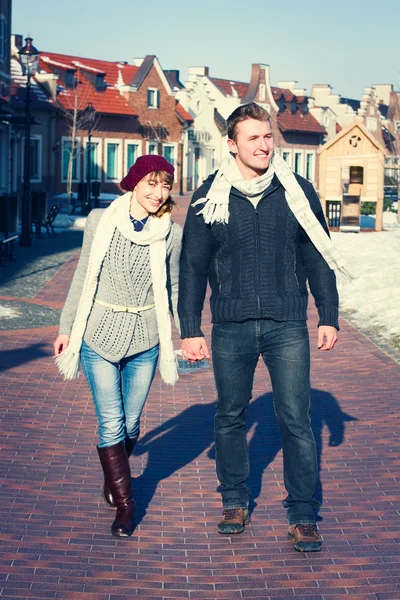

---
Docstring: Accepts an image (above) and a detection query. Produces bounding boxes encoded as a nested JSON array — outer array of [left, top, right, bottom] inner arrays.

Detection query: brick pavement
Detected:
[[0, 198, 399, 600]]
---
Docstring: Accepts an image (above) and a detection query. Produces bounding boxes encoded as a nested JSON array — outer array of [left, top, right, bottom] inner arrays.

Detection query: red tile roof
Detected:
[[39, 52, 139, 86], [38, 51, 139, 116], [176, 102, 193, 123], [211, 77, 248, 98], [278, 111, 326, 134]]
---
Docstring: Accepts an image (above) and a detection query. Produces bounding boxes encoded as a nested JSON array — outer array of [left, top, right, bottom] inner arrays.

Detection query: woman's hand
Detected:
[[54, 334, 70, 356]]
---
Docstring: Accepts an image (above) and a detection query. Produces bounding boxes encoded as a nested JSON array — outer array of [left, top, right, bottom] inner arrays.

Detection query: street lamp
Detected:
[[18, 35, 40, 247], [84, 102, 96, 212], [179, 130, 185, 196]]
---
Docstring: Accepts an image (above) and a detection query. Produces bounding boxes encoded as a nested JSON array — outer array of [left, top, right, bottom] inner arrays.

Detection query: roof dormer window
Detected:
[[96, 74, 105, 91], [65, 70, 75, 88]]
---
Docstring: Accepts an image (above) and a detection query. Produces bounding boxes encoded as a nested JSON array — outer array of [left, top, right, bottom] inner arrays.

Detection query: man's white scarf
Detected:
[[193, 152, 354, 282], [55, 192, 178, 385]]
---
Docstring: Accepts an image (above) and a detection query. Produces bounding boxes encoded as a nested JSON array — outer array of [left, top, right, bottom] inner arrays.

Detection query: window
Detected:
[[84, 137, 101, 180], [294, 152, 302, 175], [65, 70, 75, 88], [125, 141, 141, 172], [147, 88, 160, 109], [162, 144, 177, 167], [305, 153, 314, 181], [0, 15, 7, 61], [283, 151, 291, 164], [146, 142, 158, 155], [96, 74, 105, 92], [62, 137, 80, 182], [366, 117, 377, 132], [105, 140, 122, 181], [22, 135, 42, 182], [259, 84, 266, 102]]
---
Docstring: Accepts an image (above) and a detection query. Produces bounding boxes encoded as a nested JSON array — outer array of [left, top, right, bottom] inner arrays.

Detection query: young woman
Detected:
[[54, 155, 182, 537]]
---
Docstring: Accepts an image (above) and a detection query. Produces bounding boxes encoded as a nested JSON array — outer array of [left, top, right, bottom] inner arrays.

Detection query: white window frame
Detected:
[[124, 139, 142, 173], [104, 138, 123, 182], [147, 87, 160, 109], [146, 141, 158, 155], [61, 136, 81, 183], [83, 136, 102, 181], [281, 148, 292, 169], [259, 84, 266, 102], [162, 142, 178, 168], [21, 134, 42, 183], [305, 151, 316, 182]]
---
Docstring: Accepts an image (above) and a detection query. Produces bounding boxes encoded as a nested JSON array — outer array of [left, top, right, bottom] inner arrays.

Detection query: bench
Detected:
[[33, 203, 61, 237], [0, 234, 18, 264]]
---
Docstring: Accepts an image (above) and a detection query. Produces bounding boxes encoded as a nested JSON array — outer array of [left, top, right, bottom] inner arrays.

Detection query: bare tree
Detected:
[[57, 71, 99, 214]]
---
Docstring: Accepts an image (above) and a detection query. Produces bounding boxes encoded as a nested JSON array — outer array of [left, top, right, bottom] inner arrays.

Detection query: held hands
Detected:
[[181, 337, 210, 363], [54, 334, 70, 356], [317, 326, 338, 351]]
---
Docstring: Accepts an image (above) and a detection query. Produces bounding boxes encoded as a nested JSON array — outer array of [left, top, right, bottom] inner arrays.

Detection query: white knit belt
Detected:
[[94, 298, 155, 314]]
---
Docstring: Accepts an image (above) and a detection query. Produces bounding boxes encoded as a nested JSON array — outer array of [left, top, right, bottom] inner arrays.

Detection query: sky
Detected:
[[12, 0, 400, 101]]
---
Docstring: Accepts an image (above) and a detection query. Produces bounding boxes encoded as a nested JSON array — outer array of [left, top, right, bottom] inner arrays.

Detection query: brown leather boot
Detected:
[[97, 441, 135, 537], [217, 508, 250, 534], [99, 437, 137, 508], [288, 524, 322, 552]]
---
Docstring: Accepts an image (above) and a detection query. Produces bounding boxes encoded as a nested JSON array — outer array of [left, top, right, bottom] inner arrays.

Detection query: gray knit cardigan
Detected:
[[59, 208, 182, 362]]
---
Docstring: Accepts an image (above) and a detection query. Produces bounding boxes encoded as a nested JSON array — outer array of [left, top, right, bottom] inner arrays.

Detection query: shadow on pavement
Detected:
[[133, 388, 357, 524], [0, 343, 52, 370]]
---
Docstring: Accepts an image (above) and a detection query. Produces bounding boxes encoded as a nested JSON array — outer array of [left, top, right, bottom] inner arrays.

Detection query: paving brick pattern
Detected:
[[0, 199, 399, 599]]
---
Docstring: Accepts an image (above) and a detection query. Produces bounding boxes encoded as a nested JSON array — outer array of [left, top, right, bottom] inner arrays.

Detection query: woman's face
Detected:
[[133, 173, 171, 216]]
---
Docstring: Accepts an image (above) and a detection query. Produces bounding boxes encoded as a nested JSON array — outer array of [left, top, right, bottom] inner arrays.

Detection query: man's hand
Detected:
[[181, 337, 210, 362], [54, 334, 70, 356], [317, 326, 338, 351]]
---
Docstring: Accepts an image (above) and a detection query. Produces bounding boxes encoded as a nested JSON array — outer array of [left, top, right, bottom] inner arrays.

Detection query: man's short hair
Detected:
[[227, 102, 271, 141]]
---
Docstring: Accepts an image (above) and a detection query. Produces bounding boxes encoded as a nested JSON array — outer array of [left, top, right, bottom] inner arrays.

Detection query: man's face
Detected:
[[227, 118, 274, 179]]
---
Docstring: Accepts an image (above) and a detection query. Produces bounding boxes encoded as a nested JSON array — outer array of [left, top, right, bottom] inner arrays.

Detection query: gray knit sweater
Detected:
[[59, 209, 182, 362]]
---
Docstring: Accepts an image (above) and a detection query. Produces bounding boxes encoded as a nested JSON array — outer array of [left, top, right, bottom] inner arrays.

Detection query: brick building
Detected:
[[8, 41, 193, 207]]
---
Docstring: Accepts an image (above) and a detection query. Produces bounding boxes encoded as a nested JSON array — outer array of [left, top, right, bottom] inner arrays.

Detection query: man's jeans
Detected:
[[80, 341, 159, 448], [211, 319, 319, 525]]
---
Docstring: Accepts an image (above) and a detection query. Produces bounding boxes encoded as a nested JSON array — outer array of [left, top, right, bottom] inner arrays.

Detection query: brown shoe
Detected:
[[288, 523, 322, 552], [218, 508, 250, 534]]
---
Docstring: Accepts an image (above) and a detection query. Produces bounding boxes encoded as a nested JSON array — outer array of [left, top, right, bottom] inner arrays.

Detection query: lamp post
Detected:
[[84, 102, 96, 212], [179, 130, 185, 196], [18, 35, 39, 247]]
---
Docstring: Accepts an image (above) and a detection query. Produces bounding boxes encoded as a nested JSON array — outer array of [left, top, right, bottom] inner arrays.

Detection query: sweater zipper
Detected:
[[214, 258, 221, 292], [254, 209, 261, 315], [294, 254, 300, 290]]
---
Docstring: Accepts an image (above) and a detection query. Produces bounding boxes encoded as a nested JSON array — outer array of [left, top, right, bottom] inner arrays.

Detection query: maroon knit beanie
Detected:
[[120, 154, 175, 191]]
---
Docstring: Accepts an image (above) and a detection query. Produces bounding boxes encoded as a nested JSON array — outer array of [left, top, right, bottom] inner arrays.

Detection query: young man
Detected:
[[178, 103, 348, 552]]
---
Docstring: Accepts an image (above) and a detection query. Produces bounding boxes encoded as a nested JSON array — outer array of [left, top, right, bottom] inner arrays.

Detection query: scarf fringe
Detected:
[[55, 346, 81, 380], [159, 352, 179, 386], [194, 199, 229, 225]]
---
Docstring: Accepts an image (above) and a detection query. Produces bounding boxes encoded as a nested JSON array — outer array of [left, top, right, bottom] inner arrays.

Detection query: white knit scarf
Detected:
[[55, 192, 179, 385], [193, 152, 354, 282]]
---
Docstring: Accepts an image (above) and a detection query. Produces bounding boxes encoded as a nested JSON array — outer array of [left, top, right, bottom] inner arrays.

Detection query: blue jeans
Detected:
[[80, 341, 159, 448], [212, 319, 319, 525]]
